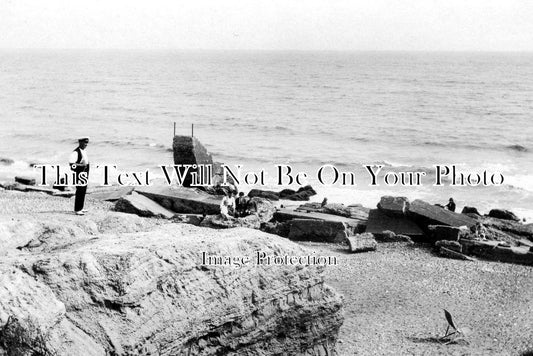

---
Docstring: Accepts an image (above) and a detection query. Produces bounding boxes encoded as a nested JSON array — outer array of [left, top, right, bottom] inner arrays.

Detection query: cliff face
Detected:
[[0, 213, 343, 355]]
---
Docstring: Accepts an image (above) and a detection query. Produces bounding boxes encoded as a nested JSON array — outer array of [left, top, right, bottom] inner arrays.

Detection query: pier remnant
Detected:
[[172, 135, 213, 187]]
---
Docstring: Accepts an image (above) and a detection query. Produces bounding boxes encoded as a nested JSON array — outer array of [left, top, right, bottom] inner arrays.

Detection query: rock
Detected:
[[345, 233, 377, 253], [373, 230, 413, 243], [115, 191, 175, 219], [478, 217, 533, 240], [135, 186, 221, 214], [278, 188, 297, 198], [248, 189, 280, 201], [435, 240, 463, 252], [87, 186, 134, 201], [200, 214, 263, 229], [173, 214, 204, 226], [15, 176, 36, 186], [428, 225, 469, 241], [365, 209, 424, 237], [8, 183, 58, 195], [260, 221, 291, 237], [282, 185, 317, 201], [488, 209, 520, 222], [461, 206, 481, 215], [408, 199, 476, 229], [0, 157, 14, 165], [377, 196, 409, 216], [287, 219, 351, 243], [0, 222, 344, 355], [248, 197, 276, 223], [172, 136, 213, 187], [438, 247, 476, 261]]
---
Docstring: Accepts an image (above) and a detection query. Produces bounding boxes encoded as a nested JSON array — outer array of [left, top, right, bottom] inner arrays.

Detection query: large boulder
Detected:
[[377, 196, 409, 216], [488, 209, 520, 222], [0, 220, 344, 355]]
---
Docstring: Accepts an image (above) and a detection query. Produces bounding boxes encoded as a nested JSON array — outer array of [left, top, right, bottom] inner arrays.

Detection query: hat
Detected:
[[78, 137, 90, 142]]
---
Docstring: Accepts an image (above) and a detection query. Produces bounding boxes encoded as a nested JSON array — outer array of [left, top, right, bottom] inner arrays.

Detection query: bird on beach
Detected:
[[443, 309, 457, 335], [440, 308, 470, 344]]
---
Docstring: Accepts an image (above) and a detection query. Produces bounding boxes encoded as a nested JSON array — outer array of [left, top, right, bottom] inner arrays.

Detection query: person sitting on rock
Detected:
[[445, 198, 456, 212], [235, 192, 249, 217], [220, 191, 235, 219]]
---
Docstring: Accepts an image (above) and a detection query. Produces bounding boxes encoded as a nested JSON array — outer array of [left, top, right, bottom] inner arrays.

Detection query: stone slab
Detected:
[[87, 186, 134, 201], [365, 209, 424, 236], [287, 219, 348, 243], [274, 208, 364, 231], [428, 225, 469, 241], [408, 199, 476, 228], [135, 186, 221, 214], [115, 191, 175, 219], [346, 233, 377, 253], [460, 239, 533, 266]]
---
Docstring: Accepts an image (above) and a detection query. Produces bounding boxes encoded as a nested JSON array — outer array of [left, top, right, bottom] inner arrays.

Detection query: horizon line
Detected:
[[1, 48, 533, 53]]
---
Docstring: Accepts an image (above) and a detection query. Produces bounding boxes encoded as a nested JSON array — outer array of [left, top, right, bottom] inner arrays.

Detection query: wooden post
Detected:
[[191, 124, 194, 138], [173, 122, 176, 137]]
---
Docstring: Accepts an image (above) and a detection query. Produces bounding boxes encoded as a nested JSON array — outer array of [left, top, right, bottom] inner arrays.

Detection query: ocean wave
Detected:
[[506, 144, 528, 152]]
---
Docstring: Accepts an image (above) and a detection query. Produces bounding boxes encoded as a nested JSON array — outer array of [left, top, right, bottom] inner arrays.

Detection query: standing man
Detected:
[[69, 137, 90, 215]]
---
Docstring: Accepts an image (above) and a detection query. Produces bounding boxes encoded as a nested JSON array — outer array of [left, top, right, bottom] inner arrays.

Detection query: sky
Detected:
[[1, 0, 533, 51]]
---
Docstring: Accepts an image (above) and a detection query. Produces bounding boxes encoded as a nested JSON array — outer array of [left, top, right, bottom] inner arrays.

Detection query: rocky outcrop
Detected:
[[0, 216, 344, 355], [248, 186, 317, 202]]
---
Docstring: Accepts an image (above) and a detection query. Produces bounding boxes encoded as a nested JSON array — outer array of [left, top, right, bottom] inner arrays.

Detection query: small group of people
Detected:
[[220, 191, 256, 219]]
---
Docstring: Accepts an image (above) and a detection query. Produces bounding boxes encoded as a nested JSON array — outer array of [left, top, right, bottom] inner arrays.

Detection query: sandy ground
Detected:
[[301, 241, 533, 356], [1, 189, 532, 356]]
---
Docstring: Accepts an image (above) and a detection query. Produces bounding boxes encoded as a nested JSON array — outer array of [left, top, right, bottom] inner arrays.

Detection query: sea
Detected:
[[0, 50, 532, 219]]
